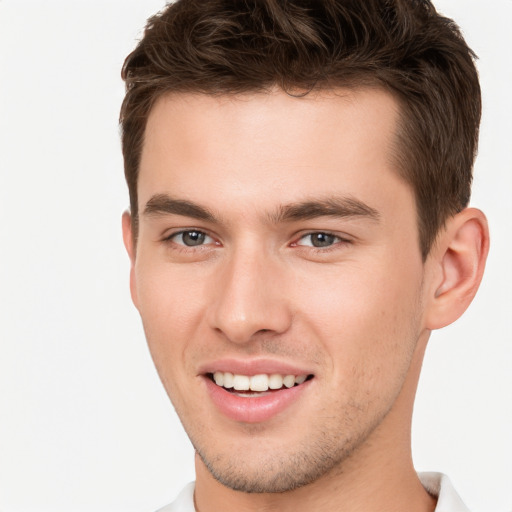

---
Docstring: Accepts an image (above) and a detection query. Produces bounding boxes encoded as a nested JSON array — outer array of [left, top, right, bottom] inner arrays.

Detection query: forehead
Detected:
[[138, 87, 409, 221]]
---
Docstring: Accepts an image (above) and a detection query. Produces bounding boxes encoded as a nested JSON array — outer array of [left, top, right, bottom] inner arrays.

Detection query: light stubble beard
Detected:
[[163, 321, 424, 495], [190, 401, 388, 494]]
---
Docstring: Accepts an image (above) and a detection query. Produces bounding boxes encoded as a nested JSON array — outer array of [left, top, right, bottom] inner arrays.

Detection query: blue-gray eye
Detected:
[[298, 232, 339, 248], [174, 230, 212, 246]]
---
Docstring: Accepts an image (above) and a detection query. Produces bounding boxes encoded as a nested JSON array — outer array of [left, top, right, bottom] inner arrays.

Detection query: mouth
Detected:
[[200, 360, 315, 423], [207, 371, 314, 397]]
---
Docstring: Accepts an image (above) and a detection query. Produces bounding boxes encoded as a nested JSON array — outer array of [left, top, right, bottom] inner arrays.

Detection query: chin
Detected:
[[193, 434, 355, 494]]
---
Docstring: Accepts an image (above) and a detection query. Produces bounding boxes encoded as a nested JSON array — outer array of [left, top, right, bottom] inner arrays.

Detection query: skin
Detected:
[[123, 88, 489, 511]]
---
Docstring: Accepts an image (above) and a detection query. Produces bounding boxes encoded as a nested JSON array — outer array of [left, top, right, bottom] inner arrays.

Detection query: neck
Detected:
[[194, 334, 436, 512]]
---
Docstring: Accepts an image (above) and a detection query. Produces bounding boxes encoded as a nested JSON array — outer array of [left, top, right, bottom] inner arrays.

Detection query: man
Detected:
[[120, 1, 489, 510]]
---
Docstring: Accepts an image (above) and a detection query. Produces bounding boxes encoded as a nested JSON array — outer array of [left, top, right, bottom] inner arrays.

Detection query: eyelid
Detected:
[[292, 231, 351, 247], [162, 228, 218, 246]]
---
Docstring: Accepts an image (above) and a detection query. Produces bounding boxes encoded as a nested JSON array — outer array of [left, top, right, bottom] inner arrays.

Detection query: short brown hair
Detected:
[[120, 0, 481, 258]]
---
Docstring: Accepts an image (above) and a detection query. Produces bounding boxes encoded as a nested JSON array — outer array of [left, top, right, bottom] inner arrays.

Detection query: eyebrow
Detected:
[[269, 197, 381, 223], [143, 194, 216, 222], [142, 193, 380, 224]]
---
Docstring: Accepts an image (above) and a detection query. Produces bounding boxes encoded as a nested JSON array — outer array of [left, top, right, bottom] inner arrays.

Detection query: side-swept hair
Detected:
[[120, 0, 481, 258]]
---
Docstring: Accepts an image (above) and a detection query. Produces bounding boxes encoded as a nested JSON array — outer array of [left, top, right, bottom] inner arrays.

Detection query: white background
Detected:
[[0, 1, 510, 511]]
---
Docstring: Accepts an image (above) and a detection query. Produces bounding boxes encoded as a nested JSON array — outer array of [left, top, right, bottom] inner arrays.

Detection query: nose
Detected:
[[207, 246, 292, 344]]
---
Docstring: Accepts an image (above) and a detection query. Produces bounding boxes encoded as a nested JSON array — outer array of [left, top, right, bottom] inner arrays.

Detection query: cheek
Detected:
[[135, 255, 207, 330], [296, 258, 423, 386], [134, 260, 209, 387]]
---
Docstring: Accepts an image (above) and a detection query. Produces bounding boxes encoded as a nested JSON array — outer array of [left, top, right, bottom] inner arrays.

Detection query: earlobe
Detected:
[[122, 211, 139, 309], [425, 208, 489, 330]]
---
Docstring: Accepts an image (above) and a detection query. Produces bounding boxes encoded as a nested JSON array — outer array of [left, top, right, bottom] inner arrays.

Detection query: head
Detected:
[[120, 0, 488, 500], [121, 0, 481, 259]]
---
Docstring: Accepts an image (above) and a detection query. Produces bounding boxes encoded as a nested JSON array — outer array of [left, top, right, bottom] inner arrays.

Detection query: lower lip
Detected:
[[204, 377, 312, 423]]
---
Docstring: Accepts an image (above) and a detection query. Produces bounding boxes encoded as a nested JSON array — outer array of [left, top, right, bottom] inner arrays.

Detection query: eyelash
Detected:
[[162, 229, 350, 252], [163, 230, 217, 250], [292, 232, 351, 253]]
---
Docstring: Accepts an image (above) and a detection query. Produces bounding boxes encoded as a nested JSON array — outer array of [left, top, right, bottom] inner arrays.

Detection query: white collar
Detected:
[[158, 473, 470, 512], [419, 472, 470, 512]]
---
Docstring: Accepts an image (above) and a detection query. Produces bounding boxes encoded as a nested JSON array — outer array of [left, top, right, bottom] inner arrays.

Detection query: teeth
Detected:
[[295, 375, 307, 384], [268, 374, 283, 389], [223, 372, 234, 389], [283, 375, 295, 388], [211, 372, 309, 392], [250, 374, 269, 392], [233, 375, 250, 391], [213, 371, 224, 386]]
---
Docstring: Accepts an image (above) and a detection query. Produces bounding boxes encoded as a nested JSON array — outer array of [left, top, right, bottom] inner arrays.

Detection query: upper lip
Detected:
[[198, 358, 314, 377]]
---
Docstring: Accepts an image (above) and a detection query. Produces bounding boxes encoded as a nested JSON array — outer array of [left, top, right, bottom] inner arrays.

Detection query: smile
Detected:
[[203, 368, 314, 423], [211, 371, 309, 393]]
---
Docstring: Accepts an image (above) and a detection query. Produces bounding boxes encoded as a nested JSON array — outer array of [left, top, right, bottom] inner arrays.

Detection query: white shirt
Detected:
[[156, 472, 469, 512]]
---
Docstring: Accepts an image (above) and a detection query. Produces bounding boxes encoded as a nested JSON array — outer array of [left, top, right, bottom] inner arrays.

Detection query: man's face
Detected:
[[126, 88, 432, 492]]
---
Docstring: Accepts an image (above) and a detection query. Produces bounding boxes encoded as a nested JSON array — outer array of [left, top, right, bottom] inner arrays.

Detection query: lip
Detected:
[[199, 358, 314, 424], [198, 358, 312, 377], [203, 375, 312, 423]]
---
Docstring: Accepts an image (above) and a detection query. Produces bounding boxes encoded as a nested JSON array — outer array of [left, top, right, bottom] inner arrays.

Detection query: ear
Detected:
[[425, 208, 489, 330], [122, 211, 139, 310]]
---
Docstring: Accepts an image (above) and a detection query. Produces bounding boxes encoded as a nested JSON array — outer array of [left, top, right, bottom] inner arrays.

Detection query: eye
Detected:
[[169, 230, 215, 247], [296, 232, 342, 248]]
